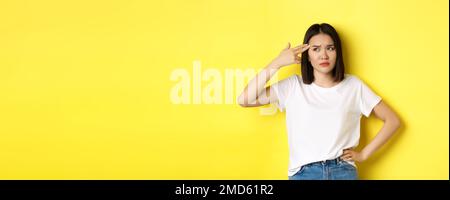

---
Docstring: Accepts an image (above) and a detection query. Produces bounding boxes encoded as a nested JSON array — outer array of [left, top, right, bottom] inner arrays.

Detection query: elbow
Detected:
[[389, 115, 402, 130], [237, 94, 249, 107], [238, 101, 248, 107]]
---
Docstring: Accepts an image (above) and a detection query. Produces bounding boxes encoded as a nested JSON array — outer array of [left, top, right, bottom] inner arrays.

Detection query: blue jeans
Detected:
[[288, 158, 358, 180]]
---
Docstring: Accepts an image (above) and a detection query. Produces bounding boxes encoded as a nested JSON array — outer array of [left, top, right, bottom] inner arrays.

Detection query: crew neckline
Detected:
[[311, 74, 348, 90]]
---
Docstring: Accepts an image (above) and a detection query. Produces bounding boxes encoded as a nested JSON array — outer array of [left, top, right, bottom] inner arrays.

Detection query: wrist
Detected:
[[361, 149, 371, 161], [267, 61, 281, 70]]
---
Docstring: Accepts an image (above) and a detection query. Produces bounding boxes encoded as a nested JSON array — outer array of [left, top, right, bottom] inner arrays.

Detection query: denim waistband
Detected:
[[308, 157, 343, 166]]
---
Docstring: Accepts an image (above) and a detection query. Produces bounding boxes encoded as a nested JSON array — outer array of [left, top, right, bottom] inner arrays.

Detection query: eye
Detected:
[[312, 48, 320, 52], [327, 46, 336, 51]]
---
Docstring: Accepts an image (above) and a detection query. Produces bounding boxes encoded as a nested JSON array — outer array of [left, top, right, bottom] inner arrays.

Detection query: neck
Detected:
[[313, 71, 337, 88]]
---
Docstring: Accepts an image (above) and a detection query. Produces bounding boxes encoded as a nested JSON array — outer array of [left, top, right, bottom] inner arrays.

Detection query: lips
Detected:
[[319, 62, 330, 66]]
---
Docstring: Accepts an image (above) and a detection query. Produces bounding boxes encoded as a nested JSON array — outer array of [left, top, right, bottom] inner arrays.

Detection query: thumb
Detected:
[[283, 42, 291, 50]]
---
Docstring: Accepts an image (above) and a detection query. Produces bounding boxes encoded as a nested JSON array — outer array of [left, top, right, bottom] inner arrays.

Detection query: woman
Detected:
[[237, 23, 401, 180]]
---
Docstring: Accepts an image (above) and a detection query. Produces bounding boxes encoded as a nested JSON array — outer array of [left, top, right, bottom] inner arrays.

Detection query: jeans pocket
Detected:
[[289, 166, 308, 180], [296, 164, 311, 175], [339, 161, 358, 180], [339, 160, 356, 170]]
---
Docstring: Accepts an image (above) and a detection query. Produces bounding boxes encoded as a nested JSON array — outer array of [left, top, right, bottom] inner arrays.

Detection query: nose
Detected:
[[320, 49, 329, 60]]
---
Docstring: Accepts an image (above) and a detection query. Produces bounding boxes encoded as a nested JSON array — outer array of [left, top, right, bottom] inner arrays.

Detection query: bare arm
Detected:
[[237, 43, 310, 107], [341, 101, 402, 162]]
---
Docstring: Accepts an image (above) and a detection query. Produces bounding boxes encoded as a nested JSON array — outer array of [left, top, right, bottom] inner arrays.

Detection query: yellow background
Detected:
[[0, 0, 448, 179]]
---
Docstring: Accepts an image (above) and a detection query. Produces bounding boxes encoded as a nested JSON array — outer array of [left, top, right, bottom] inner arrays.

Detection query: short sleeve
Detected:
[[359, 79, 382, 117], [270, 75, 295, 112]]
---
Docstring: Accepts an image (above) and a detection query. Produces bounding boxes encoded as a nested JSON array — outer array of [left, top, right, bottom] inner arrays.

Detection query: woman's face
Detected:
[[307, 33, 337, 75]]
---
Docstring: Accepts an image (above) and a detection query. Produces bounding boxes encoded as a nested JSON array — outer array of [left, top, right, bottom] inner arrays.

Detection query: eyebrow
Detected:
[[311, 44, 335, 47]]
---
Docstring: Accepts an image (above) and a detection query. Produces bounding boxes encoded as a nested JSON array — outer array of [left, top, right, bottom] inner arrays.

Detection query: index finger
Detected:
[[301, 44, 310, 52], [293, 44, 309, 50]]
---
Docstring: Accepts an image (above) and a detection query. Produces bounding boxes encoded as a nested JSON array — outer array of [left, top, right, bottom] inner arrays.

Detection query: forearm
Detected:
[[237, 42, 307, 106], [361, 118, 401, 159], [237, 62, 280, 105]]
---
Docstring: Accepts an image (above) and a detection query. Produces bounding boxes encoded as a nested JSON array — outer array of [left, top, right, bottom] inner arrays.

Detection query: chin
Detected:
[[314, 67, 335, 74]]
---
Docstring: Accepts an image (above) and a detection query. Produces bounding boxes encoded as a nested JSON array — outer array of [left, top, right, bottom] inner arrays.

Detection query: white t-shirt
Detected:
[[271, 74, 382, 177]]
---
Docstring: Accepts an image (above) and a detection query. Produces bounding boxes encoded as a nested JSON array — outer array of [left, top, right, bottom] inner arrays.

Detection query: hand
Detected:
[[340, 148, 368, 163], [270, 43, 310, 69]]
